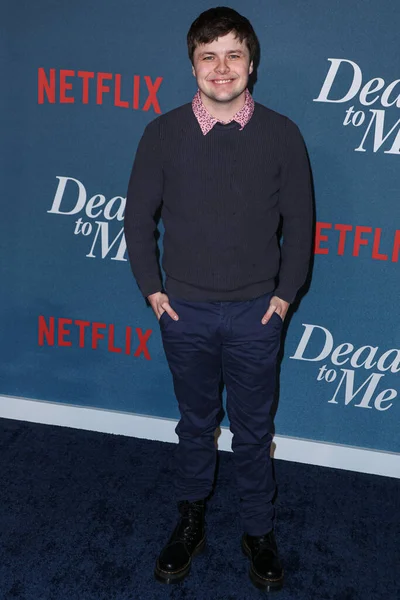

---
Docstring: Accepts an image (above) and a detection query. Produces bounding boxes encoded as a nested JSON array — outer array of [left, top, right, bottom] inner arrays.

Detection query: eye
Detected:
[[228, 54, 240, 59], [203, 56, 214, 61]]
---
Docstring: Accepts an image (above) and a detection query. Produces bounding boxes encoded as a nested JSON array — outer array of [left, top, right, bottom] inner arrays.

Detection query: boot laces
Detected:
[[176, 502, 203, 544], [253, 533, 274, 553]]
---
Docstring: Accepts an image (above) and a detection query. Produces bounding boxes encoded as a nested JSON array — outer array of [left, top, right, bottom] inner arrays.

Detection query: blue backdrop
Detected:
[[1, 0, 399, 453]]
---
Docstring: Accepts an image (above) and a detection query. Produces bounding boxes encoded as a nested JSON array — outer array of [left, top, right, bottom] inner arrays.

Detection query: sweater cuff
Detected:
[[273, 286, 296, 304], [139, 279, 163, 299]]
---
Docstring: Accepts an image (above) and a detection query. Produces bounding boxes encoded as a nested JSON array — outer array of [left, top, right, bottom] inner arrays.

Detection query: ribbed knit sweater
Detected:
[[124, 102, 313, 303]]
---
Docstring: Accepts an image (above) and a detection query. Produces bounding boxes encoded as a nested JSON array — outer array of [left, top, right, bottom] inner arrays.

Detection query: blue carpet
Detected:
[[0, 417, 398, 600]]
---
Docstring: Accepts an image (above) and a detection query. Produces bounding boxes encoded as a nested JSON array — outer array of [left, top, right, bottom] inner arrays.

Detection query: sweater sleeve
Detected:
[[124, 119, 164, 298], [274, 118, 313, 304]]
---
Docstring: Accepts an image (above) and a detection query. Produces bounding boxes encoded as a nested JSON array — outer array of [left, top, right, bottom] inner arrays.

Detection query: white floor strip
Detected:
[[0, 395, 398, 478]]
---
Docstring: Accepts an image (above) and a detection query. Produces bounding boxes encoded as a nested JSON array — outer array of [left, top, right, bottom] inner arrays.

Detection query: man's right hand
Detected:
[[147, 291, 180, 322]]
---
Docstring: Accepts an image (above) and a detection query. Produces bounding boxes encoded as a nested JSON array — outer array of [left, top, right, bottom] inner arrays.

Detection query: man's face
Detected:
[[192, 31, 253, 104]]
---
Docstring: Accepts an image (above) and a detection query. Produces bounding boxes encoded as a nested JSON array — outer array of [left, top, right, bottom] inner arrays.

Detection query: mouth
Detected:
[[211, 79, 235, 85]]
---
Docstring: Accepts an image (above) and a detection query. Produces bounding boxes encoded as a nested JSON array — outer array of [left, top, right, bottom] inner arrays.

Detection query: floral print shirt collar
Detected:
[[192, 88, 255, 135]]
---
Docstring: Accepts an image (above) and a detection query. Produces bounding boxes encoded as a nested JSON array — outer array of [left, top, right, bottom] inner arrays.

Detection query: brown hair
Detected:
[[187, 6, 260, 65]]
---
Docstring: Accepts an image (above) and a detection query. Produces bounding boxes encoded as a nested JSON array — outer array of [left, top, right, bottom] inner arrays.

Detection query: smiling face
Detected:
[[192, 31, 253, 106]]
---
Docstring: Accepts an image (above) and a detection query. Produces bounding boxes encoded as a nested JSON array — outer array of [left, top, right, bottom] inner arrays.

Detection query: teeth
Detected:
[[214, 79, 232, 84]]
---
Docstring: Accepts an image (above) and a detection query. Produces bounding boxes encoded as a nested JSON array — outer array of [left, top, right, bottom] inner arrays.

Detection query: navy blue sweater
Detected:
[[124, 102, 313, 303]]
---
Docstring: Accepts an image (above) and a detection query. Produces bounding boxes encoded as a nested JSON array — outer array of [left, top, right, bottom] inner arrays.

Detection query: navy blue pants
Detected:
[[159, 291, 282, 536]]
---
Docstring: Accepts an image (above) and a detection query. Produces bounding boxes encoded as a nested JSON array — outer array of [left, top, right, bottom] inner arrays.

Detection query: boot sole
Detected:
[[154, 536, 206, 584], [241, 536, 284, 592]]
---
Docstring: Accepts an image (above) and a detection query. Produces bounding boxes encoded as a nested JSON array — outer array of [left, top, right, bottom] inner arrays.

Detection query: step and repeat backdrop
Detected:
[[1, 0, 399, 453]]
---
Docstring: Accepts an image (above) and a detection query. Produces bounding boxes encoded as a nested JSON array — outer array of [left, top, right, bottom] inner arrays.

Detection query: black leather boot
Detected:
[[154, 499, 206, 584], [242, 530, 284, 591]]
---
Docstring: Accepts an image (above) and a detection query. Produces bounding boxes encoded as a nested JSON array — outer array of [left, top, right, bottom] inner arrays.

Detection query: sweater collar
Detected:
[[192, 88, 255, 136]]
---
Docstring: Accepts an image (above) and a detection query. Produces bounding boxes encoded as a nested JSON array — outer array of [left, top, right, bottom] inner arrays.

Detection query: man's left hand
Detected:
[[261, 296, 290, 324]]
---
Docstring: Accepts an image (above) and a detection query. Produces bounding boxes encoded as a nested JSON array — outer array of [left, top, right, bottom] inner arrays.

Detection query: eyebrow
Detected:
[[199, 49, 245, 56]]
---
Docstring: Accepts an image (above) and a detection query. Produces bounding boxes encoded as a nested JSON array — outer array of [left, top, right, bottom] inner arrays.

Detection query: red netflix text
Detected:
[[37, 68, 163, 114], [315, 222, 400, 262], [38, 316, 152, 360]]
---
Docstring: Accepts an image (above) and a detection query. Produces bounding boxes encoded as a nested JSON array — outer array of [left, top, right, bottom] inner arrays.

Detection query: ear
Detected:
[[249, 61, 254, 75], [192, 64, 196, 77]]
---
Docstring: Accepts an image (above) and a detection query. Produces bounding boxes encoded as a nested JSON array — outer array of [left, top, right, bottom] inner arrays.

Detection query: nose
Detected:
[[215, 58, 230, 75]]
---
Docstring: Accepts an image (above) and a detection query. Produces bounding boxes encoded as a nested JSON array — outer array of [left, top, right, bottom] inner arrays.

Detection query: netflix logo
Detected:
[[37, 68, 163, 114], [315, 222, 400, 262], [38, 316, 153, 360]]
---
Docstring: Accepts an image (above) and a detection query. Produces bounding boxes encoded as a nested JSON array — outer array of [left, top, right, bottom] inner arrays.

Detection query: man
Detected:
[[124, 6, 313, 591]]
